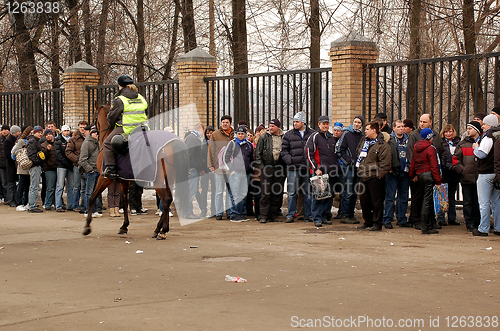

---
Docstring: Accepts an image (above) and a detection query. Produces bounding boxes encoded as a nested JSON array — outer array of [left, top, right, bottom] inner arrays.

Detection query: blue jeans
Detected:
[[311, 175, 336, 224], [477, 174, 500, 233], [383, 171, 410, 224], [72, 166, 82, 209], [229, 172, 249, 217], [339, 165, 360, 217], [185, 168, 199, 216], [215, 173, 234, 217], [16, 174, 30, 206], [84, 172, 102, 213], [286, 168, 312, 219], [44, 170, 57, 209], [56, 167, 75, 210], [28, 166, 42, 209]]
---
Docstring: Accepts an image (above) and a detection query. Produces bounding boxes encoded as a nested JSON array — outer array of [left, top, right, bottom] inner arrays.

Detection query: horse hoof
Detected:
[[156, 233, 167, 240], [83, 227, 91, 236], [118, 229, 128, 235], [152, 232, 158, 238]]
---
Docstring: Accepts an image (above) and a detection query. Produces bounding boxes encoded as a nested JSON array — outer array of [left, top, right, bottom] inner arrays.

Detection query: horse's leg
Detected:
[[83, 176, 113, 236], [153, 159, 173, 240], [118, 180, 130, 234]]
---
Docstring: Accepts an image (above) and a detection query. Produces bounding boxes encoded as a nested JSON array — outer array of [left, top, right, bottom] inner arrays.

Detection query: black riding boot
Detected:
[[103, 165, 119, 179]]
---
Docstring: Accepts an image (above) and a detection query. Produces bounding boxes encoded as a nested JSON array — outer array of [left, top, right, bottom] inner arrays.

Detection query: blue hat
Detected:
[[420, 128, 433, 140], [333, 122, 344, 130]]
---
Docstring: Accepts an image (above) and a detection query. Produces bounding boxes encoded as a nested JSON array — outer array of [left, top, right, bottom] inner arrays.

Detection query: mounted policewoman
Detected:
[[102, 75, 148, 179]]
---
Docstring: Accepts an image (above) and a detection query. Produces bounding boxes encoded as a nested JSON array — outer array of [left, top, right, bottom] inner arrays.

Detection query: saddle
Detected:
[[111, 125, 149, 155]]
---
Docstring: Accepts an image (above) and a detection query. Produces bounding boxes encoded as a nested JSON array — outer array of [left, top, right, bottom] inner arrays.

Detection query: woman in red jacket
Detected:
[[409, 128, 442, 234]]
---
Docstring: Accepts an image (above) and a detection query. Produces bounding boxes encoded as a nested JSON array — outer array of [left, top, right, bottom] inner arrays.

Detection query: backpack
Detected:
[[16, 147, 32, 170]]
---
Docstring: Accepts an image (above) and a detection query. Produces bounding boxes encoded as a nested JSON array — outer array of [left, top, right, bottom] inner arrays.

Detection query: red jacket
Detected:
[[409, 140, 442, 185]]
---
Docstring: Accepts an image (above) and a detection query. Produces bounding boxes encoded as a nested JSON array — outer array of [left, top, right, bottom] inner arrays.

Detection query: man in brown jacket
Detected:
[[208, 115, 235, 220], [355, 121, 392, 231], [65, 121, 89, 212]]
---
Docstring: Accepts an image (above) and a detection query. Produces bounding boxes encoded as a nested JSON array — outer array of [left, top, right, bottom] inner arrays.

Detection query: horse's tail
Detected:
[[172, 139, 190, 214]]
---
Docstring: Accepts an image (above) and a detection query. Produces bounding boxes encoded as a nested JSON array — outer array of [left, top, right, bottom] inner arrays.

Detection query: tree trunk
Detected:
[[66, 0, 83, 64], [162, 2, 180, 81], [136, 0, 145, 82], [407, 0, 421, 122], [82, 0, 93, 66], [180, 0, 197, 52], [232, 0, 248, 124], [49, 18, 61, 88], [463, 0, 484, 114], [12, 12, 40, 91], [209, 0, 216, 56], [309, 0, 320, 127], [97, 0, 110, 84]]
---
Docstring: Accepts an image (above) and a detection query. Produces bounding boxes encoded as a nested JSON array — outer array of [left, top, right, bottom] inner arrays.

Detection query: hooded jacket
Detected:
[[66, 130, 85, 166], [305, 130, 338, 175], [336, 126, 364, 166], [27, 135, 44, 167], [208, 126, 235, 174], [452, 136, 480, 184], [54, 134, 73, 169], [0, 134, 7, 168], [355, 132, 392, 181], [78, 134, 99, 173], [281, 126, 316, 168], [5, 134, 18, 182], [41, 139, 57, 172], [407, 127, 444, 164], [255, 129, 285, 168], [409, 139, 442, 185], [224, 139, 254, 174], [107, 87, 140, 127], [184, 130, 205, 172]]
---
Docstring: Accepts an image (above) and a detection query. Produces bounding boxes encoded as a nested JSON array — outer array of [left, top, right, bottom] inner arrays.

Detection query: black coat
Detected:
[[54, 135, 73, 169], [27, 136, 44, 166], [281, 126, 315, 168], [0, 135, 7, 168], [305, 131, 339, 175], [255, 130, 285, 168], [184, 131, 205, 172], [4, 134, 18, 182]]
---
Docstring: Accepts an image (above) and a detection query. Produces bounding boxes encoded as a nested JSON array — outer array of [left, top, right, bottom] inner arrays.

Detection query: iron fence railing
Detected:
[[0, 88, 64, 128], [364, 52, 500, 135], [204, 68, 332, 131]]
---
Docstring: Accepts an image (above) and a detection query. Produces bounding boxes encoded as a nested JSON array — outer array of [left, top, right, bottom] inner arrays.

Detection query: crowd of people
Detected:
[[183, 109, 500, 236], [2, 94, 500, 237], [0, 120, 148, 218]]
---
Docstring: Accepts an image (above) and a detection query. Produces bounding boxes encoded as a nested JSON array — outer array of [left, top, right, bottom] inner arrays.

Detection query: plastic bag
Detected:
[[433, 183, 449, 215], [310, 174, 332, 200]]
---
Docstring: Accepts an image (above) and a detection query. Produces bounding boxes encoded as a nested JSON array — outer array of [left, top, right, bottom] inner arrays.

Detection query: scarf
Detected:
[[234, 137, 247, 146], [62, 134, 70, 142], [356, 139, 376, 168]]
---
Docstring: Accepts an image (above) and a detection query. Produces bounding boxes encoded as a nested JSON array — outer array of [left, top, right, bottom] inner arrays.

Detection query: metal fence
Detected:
[[364, 52, 500, 135], [0, 88, 64, 128], [204, 68, 332, 131], [87, 80, 180, 135]]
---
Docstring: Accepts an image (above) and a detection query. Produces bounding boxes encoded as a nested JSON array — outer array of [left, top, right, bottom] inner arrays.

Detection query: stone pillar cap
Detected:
[[178, 47, 216, 63], [331, 33, 377, 48], [64, 61, 98, 73]]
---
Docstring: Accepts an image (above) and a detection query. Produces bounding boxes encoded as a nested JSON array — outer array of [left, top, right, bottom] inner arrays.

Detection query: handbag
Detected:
[[433, 183, 449, 214], [310, 174, 332, 200], [16, 147, 33, 170]]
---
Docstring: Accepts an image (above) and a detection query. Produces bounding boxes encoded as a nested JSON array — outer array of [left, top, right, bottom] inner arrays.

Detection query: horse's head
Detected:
[[94, 103, 112, 146]]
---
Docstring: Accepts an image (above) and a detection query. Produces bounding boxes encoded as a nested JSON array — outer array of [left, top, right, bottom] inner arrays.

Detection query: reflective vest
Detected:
[[117, 94, 148, 134]]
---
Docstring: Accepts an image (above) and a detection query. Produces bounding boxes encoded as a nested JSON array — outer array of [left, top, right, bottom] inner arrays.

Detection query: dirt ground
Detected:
[[1, 191, 499, 330]]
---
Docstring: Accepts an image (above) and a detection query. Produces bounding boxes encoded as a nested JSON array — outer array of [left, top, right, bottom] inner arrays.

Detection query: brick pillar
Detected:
[[329, 34, 378, 126], [62, 61, 100, 129], [177, 48, 217, 135], [0, 77, 3, 93]]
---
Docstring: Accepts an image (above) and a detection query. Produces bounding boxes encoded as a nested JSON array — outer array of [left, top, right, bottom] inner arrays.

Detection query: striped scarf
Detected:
[[356, 139, 376, 168]]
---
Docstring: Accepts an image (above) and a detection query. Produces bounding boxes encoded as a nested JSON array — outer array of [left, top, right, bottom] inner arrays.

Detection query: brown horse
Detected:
[[83, 104, 189, 239]]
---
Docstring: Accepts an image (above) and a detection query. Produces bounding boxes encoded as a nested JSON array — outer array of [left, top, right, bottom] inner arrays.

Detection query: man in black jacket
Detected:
[[0, 124, 10, 202], [54, 125, 74, 212], [255, 119, 285, 223], [183, 123, 205, 219], [281, 112, 315, 223], [4, 125, 21, 207], [27, 126, 45, 213]]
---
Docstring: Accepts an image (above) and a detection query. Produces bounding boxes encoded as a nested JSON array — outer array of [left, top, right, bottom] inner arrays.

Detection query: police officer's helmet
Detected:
[[111, 134, 129, 154], [117, 75, 134, 87]]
